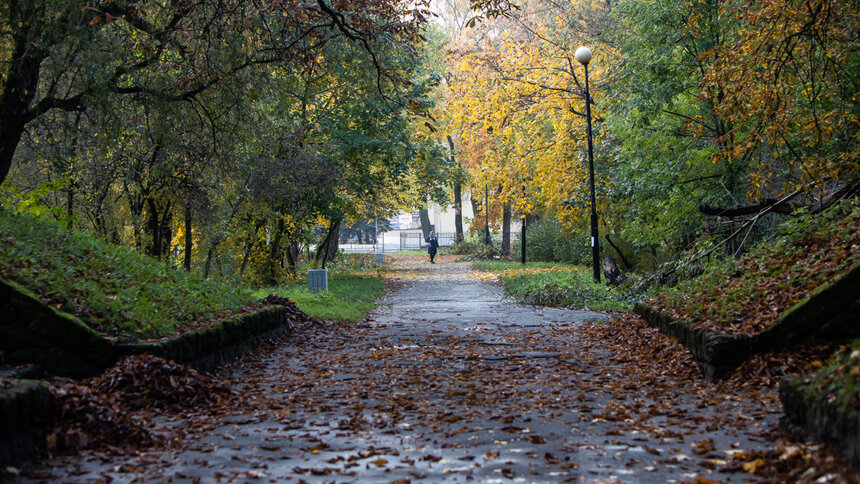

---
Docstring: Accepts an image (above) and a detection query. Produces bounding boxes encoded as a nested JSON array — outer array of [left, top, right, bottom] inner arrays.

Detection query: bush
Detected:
[[448, 236, 503, 260], [526, 218, 591, 265], [447, 238, 484, 255]]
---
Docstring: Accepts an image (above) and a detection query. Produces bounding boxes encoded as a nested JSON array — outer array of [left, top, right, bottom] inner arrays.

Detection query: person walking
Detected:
[[426, 230, 439, 264]]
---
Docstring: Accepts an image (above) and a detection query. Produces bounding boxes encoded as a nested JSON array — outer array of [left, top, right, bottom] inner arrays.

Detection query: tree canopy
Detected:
[[2, 0, 856, 280]]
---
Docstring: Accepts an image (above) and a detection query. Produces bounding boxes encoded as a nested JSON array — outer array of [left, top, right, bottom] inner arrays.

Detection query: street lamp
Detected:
[[481, 166, 490, 245], [575, 46, 601, 284], [521, 183, 527, 265]]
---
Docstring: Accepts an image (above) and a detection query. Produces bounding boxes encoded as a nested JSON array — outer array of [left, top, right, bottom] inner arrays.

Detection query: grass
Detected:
[[396, 249, 434, 256], [472, 261, 633, 312], [253, 274, 385, 322], [0, 209, 259, 339]]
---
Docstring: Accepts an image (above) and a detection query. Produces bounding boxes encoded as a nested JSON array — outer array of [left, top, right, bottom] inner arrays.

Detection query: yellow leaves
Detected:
[[687, 477, 722, 484], [742, 457, 765, 473], [779, 445, 803, 460], [445, 3, 619, 226]]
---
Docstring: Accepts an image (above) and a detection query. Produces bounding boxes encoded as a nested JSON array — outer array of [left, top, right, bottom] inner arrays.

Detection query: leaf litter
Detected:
[[14, 259, 859, 483]]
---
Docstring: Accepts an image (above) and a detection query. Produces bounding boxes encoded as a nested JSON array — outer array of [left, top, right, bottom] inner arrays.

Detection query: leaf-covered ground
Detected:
[[651, 199, 859, 337], [9, 257, 857, 483]]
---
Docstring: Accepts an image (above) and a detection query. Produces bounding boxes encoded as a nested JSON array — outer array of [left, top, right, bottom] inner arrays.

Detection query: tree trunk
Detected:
[[326, 223, 340, 263], [454, 182, 463, 243], [66, 184, 74, 227], [502, 202, 512, 255], [184, 204, 192, 271], [284, 237, 298, 277], [128, 192, 145, 251], [266, 217, 285, 286], [202, 245, 216, 279], [159, 202, 172, 258], [239, 222, 263, 276], [604, 233, 632, 270], [447, 135, 464, 243], [315, 219, 341, 269], [469, 186, 480, 232], [63, 111, 83, 228], [419, 207, 431, 238], [0, 22, 45, 187], [146, 198, 172, 260], [146, 197, 161, 259]]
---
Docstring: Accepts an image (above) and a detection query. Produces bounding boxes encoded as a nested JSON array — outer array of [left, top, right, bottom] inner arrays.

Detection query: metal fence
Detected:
[[337, 232, 457, 254], [399, 232, 456, 250]]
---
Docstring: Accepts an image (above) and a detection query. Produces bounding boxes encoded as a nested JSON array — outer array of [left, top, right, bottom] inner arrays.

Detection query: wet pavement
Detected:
[[16, 256, 779, 483]]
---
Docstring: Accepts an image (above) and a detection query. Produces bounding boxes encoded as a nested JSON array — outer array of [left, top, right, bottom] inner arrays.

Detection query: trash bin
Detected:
[[308, 269, 328, 293]]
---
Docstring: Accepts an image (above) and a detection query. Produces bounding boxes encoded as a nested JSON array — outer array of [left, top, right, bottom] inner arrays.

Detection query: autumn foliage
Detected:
[[652, 198, 859, 336]]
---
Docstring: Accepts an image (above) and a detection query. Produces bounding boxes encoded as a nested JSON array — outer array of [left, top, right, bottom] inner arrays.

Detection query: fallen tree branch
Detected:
[[808, 180, 860, 214], [699, 198, 795, 216], [698, 180, 859, 217], [701, 189, 803, 261]]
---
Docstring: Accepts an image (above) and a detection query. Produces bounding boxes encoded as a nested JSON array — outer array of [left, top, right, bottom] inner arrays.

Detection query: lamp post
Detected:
[[575, 46, 601, 284], [521, 184, 527, 265], [482, 166, 490, 245]]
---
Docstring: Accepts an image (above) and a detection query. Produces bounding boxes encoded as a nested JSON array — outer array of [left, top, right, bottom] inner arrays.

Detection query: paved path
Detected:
[[17, 256, 779, 482]]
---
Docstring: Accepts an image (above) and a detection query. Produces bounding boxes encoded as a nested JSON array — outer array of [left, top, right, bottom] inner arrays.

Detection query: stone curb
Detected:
[[0, 380, 52, 468], [117, 305, 291, 373], [1, 276, 294, 466], [756, 264, 860, 352], [780, 375, 860, 470], [0, 277, 115, 377], [632, 302, 752, 380]]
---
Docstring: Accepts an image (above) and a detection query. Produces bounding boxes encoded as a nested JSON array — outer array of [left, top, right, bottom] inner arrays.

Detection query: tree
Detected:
[[446, 0, 616, 250], [701, 0, 859, 196], [0, 0, 443, 188]]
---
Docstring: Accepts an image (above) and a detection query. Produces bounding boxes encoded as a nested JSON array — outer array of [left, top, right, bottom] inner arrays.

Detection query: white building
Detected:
[[390, 191, 476, 234]]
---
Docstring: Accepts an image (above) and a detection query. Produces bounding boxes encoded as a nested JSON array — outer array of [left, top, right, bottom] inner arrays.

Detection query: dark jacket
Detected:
[[426, 236, 439, 254]]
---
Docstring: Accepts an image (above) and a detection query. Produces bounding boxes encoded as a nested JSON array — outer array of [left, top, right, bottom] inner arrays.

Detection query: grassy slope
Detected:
[[0, 209, 261, 338], [0, 210, 387, 339], [651, 198, 859, 336], [649, 199, 859, 414], [471, 261, 633, 312]]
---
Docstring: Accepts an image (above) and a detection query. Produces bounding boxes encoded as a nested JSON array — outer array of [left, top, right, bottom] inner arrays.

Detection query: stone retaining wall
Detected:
[[780, 375, 860, 470], [756, 264, 860, 352], [632, 303, 752, 380], [0, 278, 115, 378], [118, 306, 290, 373], [1, 276, 294, 466], [1, 276, 292, 376], [0, 380, 52, 468]]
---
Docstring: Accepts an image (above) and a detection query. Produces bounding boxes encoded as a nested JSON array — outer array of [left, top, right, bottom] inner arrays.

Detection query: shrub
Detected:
[[447, 238, 483, 255], [473, 261, 635, 311], [448, 236, 503, 260], [526, 218, 591, 265]]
